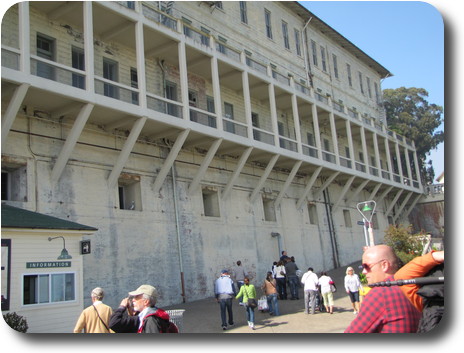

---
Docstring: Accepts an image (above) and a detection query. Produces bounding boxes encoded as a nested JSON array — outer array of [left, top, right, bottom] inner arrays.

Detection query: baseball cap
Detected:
[[128, 284, 158, 298]]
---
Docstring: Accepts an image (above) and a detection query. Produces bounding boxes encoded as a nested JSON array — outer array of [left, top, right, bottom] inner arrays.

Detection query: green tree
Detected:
[[382, 87, 444, 184]]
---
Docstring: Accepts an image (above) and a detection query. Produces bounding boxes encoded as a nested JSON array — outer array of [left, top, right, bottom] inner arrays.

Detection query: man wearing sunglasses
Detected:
[[345, 245, 421, 333]]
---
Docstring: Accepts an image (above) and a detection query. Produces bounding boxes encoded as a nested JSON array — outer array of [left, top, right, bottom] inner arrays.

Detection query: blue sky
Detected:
[[300, 0, 445, 177]]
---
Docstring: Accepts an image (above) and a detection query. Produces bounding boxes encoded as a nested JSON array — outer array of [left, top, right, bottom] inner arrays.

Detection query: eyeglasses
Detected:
[[360, 259, 386, 272]]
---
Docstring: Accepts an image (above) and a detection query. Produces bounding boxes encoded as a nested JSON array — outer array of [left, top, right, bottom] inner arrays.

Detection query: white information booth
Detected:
[[1, 204, 97, 333]]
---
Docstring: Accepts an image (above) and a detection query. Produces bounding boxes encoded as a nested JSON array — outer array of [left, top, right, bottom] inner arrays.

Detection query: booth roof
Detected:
[[1, 204, 97, 231]]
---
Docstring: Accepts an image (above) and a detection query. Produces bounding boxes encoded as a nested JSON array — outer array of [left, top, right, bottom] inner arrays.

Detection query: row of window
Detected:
[[310, 39, 381, 102]]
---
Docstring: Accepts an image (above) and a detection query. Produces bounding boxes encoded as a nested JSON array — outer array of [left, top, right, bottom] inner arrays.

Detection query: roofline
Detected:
[[284, 1, 393, 78]]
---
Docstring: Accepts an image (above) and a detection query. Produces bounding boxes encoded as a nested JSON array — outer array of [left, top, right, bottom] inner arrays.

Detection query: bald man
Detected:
[[345, 245, 421, 333]]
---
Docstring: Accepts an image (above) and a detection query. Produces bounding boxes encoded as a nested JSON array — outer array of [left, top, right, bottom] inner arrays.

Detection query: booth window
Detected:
[[23, 273, 75, 305]]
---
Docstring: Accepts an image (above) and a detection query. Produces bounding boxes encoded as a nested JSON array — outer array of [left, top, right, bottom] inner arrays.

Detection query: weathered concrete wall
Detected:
[[409, 200, 445, 238], [2, 113, 383, 309]]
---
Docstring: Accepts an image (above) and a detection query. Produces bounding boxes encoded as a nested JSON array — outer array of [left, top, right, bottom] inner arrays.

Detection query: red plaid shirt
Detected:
[[345, 276, 421, 333]]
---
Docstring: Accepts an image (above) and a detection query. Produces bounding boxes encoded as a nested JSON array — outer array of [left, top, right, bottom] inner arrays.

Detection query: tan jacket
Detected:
[[73, 302, 114, 333]]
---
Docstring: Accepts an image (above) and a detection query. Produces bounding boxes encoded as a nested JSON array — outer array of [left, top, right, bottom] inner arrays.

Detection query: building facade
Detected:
[[2, 1, 424, 326]]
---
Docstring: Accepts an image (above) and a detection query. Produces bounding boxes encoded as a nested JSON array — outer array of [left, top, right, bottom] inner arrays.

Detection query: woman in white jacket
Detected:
[[344, 266, 361, 314]]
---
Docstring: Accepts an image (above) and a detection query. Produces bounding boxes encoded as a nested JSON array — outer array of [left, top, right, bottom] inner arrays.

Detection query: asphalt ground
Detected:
[[164, 261, 362, 334]]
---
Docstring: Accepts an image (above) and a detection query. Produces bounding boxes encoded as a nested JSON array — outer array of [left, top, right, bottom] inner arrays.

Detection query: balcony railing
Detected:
[[142, 3, 178, 31], [190, 107, 217, 128], [95, 77, 139, 105], [253, 127, 275, 146], [146, 93, 183, 119], [223, 117, 248, 138], [2, 47, 20, 71], [31, 56, 86, 90]]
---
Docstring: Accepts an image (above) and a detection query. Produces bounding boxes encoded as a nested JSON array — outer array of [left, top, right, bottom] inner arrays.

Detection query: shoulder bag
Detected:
[[243, 286, 257, 309]]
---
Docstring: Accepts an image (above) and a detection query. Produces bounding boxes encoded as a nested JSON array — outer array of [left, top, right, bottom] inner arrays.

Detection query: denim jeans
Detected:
[[267, 293, 280, 316], [276, 277, 287, 299], [245, 304, 255, 323], [219, 298, 234, 326], [304, 289, 317, 314], [287, 275, 299, 299]]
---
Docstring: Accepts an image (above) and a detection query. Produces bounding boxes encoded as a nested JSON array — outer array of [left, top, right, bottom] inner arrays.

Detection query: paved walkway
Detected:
[[165, 261, 362, 334]]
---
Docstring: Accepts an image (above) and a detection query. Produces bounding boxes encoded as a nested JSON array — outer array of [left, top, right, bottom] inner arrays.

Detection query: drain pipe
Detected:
[[323, 189, 339, 268], [171, 163, 186, 302], [271, 232, 283, 258]]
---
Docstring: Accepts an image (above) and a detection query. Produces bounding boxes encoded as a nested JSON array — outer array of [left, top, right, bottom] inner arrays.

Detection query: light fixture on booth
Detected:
[[48, 236, 72, 259]]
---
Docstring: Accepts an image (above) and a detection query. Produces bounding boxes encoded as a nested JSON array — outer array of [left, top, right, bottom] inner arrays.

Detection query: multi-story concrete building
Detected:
[[2, 1, 424, 332]]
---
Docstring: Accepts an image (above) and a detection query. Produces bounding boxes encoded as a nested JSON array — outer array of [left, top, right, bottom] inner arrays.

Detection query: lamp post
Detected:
[[356, 200, 376, 247]]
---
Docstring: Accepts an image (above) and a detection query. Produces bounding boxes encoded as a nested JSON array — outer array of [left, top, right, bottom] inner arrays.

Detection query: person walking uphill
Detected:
[[301, 267, 319, 314], [215, 269, 236, 330], [74, 287, 113, 333], [236, 277, 257, 330]]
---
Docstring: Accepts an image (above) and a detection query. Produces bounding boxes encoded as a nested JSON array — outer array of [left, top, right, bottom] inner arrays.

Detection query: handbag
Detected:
[[329, 281, 337, 293], [243, 285, 257, 308]]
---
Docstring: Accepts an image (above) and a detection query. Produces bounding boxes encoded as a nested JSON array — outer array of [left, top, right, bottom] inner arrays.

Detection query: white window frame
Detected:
[[22, 272, 76, 306]]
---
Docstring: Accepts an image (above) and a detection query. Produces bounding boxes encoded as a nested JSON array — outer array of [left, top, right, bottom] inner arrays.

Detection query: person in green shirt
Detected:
[[235, 277, 257, 330]]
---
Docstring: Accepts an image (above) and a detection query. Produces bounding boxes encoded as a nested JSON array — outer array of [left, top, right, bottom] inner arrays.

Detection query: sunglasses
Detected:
[[360, 259, 386, 272]]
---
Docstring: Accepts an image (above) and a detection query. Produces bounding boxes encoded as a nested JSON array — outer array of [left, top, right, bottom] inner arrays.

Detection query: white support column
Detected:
[[332, 175, 355, 211], [268, 83, 279, 146], [360, 127, 369, 171], [51, 103, 94, 183], [311, 104, 322, 159], [296, 166, 322, 209], [188, 138, 223, 195], [1, 83, 30, 150], [345, 179, 369, 205], [242, 70, 253, 139], [274, 160, 302, 208], [328, 111, 339, 165], [404, 148, 413, 184], [211, 53, 224, 131], [290, 81, 302, 154], [404, 193, 423, 219], [83, 1, 94, 93], [376, 185, 393, 206], [395, 141, 404, 181], [385, 189, 404, 216], [313, 171, 340, 199], [153, 129, 190, 193], [107, 116, 147, 188], [19, 1, 30, 74], [393, 192, 413, 223], [346, 120, 355, 167], [135, 21, 147, 109], [178, 41, 190, 120], [250, 154, 279, 203], [373, 133, 382, 174], [384, 138, 393, 180], [222, 147, 253, 200], [412, 144, 422, 190], [368, 183, 382, 201]]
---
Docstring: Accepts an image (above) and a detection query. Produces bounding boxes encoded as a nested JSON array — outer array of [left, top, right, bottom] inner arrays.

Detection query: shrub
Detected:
[[3, 312, 28, 333], [384, 224, 426, 265]]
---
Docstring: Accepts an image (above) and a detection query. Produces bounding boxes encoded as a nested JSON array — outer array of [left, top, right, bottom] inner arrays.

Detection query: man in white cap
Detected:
[[74, 287, 113, 333], [128, 284, 164, 333]]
